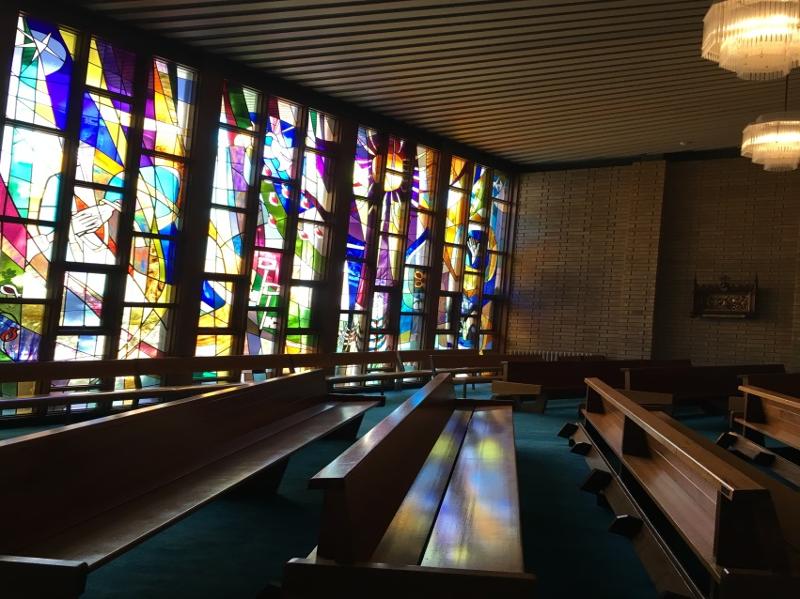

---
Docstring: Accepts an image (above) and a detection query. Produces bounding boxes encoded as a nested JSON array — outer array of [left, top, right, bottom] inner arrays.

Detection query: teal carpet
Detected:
[[2, 385, 731, 598]]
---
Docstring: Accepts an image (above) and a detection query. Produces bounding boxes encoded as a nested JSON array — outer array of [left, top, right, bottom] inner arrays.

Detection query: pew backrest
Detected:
[[310, 373, 455, 562], [0, 370, 328, 554], [504, 359, 690, 390], [739, 384, 800, 450], [624, 364, 785, 395], [740, 373, 800, 397]]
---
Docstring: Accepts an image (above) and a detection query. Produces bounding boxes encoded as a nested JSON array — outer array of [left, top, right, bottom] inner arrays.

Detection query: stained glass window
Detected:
[[399, 146, 437, 351], [86, 37, 135, 97], [76, 92, 131, 186], [121, 57, 196, 359]]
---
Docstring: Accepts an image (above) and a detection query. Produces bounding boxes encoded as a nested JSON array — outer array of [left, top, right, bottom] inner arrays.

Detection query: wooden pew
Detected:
[[718, 384, 800, 486], [324, 351, 432, 393], [283, 373, 534, 598], [0, 370, 379, 598], [559, 378, 800, 598], [429, 352, 508, 398], [624, 363, 785, 410], [0, 382, 241, 422], [494, 359, 691, 412]]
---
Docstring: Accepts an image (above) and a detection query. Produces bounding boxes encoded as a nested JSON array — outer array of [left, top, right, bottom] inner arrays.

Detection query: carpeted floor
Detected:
[[3, 384, 731, 598]]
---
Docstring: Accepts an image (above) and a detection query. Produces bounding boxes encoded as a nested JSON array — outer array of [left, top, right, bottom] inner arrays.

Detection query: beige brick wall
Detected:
[[653, 158, 800, 367], [507, 161, 665, 358]]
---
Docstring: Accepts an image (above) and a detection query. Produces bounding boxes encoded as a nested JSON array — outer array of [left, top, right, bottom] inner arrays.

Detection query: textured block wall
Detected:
[[507, 161, 665, 358], [652, 158, 800, 367]]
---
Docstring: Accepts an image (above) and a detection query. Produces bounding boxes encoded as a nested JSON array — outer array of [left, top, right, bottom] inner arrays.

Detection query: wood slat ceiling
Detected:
[[72, 0, 799, 167]]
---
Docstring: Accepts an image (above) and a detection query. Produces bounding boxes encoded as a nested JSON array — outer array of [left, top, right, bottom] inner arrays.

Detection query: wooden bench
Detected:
[[718, 383, 800, 486], [494, 359, 691, 412], [283, 373, 534, 598], [0, 382, 241, 422], [324, 351, 432, 393], [624, 363, 785, 411], [559, 377, 800, 598], [429, 352, 507, 398], [0, 370, 379, 598]]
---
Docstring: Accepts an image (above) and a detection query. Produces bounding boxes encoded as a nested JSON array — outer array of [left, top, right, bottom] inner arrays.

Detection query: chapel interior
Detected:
[[2, 1, 800, 598]]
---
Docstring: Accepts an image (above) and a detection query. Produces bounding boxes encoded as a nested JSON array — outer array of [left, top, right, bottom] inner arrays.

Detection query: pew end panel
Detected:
[[0, 556, 88, 599]]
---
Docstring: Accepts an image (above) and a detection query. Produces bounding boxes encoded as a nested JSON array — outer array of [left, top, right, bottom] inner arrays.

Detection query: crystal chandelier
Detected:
[[741, 111, 800, 170], [702, 0, 800, 80]]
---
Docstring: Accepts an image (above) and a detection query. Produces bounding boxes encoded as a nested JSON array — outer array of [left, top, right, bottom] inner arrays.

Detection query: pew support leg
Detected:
[[324, 413, 365, 442]]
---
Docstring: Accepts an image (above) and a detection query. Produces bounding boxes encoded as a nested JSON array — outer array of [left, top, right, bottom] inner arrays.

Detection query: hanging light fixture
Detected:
[[742, 76, 800, 170], [702, 0, 800, 80]]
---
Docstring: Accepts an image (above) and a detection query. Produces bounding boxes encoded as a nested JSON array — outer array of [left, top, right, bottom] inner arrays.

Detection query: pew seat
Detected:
[[0, 370, 379, 598], [283, 373, 534, 598], [429, 353, 505, 398], [560, 377, 800, 599]]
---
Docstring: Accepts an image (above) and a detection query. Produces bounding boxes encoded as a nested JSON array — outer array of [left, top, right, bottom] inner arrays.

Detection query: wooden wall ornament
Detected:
[[691, 275, 757, 318]]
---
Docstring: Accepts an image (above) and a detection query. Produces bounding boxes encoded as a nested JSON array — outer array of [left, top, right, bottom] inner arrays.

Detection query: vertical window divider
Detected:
[[37, 31, 89, 392], [99, 49, 149, 389], [232, 89, 267, 357], [0, 5, 18, 154], [278, 103, 309, 351], [424, 151, 452, 350], [390, 139, 417, 346], [319, 117, 358, 355], [474, 166, 492, 352], [362, 132, 389, 356], [168, 70, 223, 379], [498, 175, 520, 352]]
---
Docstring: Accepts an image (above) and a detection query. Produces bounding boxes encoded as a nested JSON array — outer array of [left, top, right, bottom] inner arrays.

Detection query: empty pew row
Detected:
[[559, 378, 800, 599], [0, 350, 507, 422], [283, 373, 534, 598], [0, 370, 379, 598], [718, 382, 800, 487], [493, 359, 691, 412], [623, 363, 785, 411]]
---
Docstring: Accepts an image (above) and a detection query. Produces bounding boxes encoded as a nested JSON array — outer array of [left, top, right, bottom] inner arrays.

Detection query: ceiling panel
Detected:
[[70, 0, 798, 166]]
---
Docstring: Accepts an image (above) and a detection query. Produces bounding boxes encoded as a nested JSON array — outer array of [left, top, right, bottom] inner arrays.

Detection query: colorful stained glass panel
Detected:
[[143, 59, 195, 156], [199, 279, 232, 328], [245, 309, 279, 355], [0, 125, 63, 221], [256, 180, 290, 250], [337, 312, 365, 353], [341, 260, 368, 311], [441, 245, 462, 292], [220, 81, 259, 131], [135, 155, 183, 235], [7, 15, 76, 131], [287, 286, 313, 329], [68, 186, 121, 265], [293, 221, 327, 280], [444, 189, 466, 245], [449, 156, 468, 189], [0, 220, 54, 299], [86, 37, 136, 97], [492, 172, 510, 201], [490, 201, 509, 252], [306, 110, 337, 151], [0, 302, 43, 362], [413, 145, 437, 210], [60, 271, 105, 327], [401, 267, 425, 313], [54, 334, 106, 360], [125, 235, 175, 303], [206, 207, 246, 275], [405, 209, 431, 266], [263, 97, 299, 180], [301, 151, 333, 220], [375, 234, 402, 286], [212, 128, 254, 208], [118, 306, 169, 358], [250, 250, 281, 308], [398, 314, 423, 350], [470, 165, 487, 221], [285, 333, 316, 354], [353, 127, 378, 198], [76, 93, 131, 187], [195, 334, 233, 357]]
